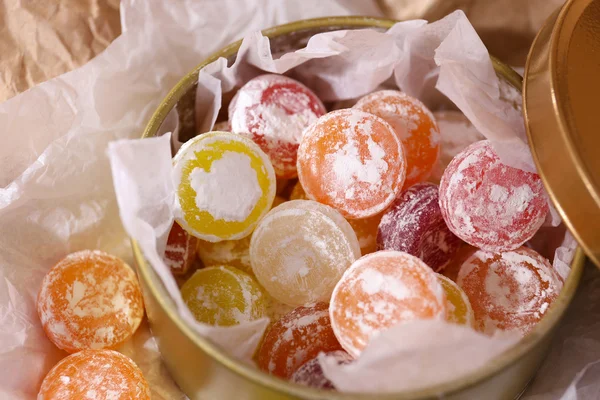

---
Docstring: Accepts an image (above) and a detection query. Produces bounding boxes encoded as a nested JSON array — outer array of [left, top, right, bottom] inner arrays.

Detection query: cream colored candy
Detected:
[[250, 200, 360, 306]]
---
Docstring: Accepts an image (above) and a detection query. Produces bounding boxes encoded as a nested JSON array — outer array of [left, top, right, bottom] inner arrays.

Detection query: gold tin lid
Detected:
[[524, 0, 600, 267]]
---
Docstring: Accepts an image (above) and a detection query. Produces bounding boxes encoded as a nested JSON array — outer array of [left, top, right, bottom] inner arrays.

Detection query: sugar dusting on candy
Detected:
[[229, 74, 326, 178], [457, 247, 563, 336], [37, 250, 144, 353], [439, 140, 548, 252], [38, 349, 150, 399], [164, 222, 198, 275], [190, 151, 262, 222], [290, 350, 352, 390], [330, 251, 447, 357], [377, 182, 462, 271]]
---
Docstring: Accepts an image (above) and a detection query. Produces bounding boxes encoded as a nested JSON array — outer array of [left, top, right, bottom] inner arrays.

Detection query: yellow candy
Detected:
[[438, 274, 474, 327], [181, 266, 267, 326], [250, 200, 360, 306], [173, 132, 276, 242]]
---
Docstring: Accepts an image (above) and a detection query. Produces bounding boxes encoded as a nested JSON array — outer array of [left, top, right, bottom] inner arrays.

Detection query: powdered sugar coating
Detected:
[[229, 74, 326, 179], [180, 266, 267, 326], [164, 222, 198, 275], [290, 350, 352, 390], [354, 90, 440, 187], [37, 250, 144, 353], [457, 247, 563, 336], [439, 140, 548, 252], [250, 200, 360, 306], [257, 303, 343, 379], [197, 235, 252, 275], [378, 182, 462, 271], [38, 350, 150, 400], [330, 251, 447, 357], [297, 109, 406, 219]]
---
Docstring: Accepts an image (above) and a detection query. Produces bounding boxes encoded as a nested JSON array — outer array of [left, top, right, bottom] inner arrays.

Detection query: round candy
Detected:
[[250, 200, 360, 306], [439, 140, 548, 252], [330, 251, 447, 357], [38, 350, 150, 400], [257, 303, 343, 378], [349, 213, 383, 256], [354, 90, 440, 187], [180, 265, 267, 326], [173, 131, 276, 242], [37, 250, 144, 353], [197, 236, 252, 275], [164, 222, 198, 275], [438, 274, 474, 327], [297, 109, 406, 219], [229, 74, 326, 179], [457, 247, 563, 336], [377, 182, 461, 271], [290, 350, 352, 390]]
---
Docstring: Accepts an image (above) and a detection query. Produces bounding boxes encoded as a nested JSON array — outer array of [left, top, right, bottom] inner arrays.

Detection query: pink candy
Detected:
[[377, 183, 461, 271], [439, 140, 548, 252]]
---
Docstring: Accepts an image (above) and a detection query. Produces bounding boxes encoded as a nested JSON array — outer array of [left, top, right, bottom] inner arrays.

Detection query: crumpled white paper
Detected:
[[0, 1, 382, 399]]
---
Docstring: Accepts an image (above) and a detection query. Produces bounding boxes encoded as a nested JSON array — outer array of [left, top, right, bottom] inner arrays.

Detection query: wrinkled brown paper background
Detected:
[[0, 0, 564, 102]]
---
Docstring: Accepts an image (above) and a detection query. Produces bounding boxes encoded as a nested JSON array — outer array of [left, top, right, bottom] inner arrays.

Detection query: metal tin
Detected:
[[138, 16, 585, 400], [524, 0, 600, 267]]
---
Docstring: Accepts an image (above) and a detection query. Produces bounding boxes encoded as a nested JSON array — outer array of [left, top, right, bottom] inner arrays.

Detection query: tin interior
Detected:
[[138, 16, 586, 399]]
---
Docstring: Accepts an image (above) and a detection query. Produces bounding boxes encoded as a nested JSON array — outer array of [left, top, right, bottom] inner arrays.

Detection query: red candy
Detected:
[[439, 140, 548, 252], [257, 302, 343, 379], [229, 74, 326, 179], [377, 182, 461, 271], [164, 222, 198, 275], [290, 350, 352, 390]]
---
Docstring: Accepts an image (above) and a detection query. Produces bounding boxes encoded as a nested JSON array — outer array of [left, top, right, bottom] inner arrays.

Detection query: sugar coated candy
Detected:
[[439, 140, 548, 252], [377, 182, 461, 271], [229, 74, 326, 179], [290, 350, 352, 390], [250, 200, 360, 306], [457, 247, 563, 336], [257, 302, 344, 378], [37, 250, 144, 353], [349, 213, 383, 256], [173, 131, 276, 242], [438, 274, 474, 327], [330, 251, 447, 357], [197, 236, 252, 275], [164, 222, 198, 275], [38, 350, 150, 400], [354, 90, 440, 187], [297, 109, 406, 219], [181, 265, 267, 326]]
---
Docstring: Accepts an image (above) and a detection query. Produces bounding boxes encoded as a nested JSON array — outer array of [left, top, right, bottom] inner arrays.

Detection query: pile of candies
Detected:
[[165, 73, 565, 390]]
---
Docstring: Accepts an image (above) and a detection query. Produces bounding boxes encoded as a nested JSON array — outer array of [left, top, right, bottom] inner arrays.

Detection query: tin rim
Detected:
[[138, 16, 585, 399]]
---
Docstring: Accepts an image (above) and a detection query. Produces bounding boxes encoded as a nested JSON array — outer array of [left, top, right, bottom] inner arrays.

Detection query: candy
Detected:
[[180, 266, 267, 326], [297, 109, 406, 219], [377, 182, 461, 271], [257, 303, 344, 378], [38, 350, 150, 400], [173, 131, 276, 242], [354, 90, 440, 187], [250, 200, 360, 306], [290, 350, 352, 390], [164, 221, 198, 275], [330, 251, 447, 357], [197, 236, 252, 275], [37, 250, 144, 353], [229, 74, 326, 179], [289, 180, 308, 201], [439, 140, 548, 252], [438, 274, 474, 327], [457, 247, 563, 336]]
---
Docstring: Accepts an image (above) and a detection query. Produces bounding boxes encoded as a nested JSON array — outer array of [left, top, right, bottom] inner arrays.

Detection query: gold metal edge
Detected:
[[137, 15, 586, 399]]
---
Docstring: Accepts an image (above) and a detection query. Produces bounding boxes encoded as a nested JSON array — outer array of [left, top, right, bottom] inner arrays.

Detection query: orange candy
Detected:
[[457, 247, 563, 336], [164, 222, 198, 275], [330, 251, 447, 357], [348, 213, 383, 255], [297, 109, 406, 219], [257, 302, 344, 379], [354, 90, 440, 188], [38, 349, 150, 399], [37, 250, 144, 353], [289, 180, 308, 201]]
